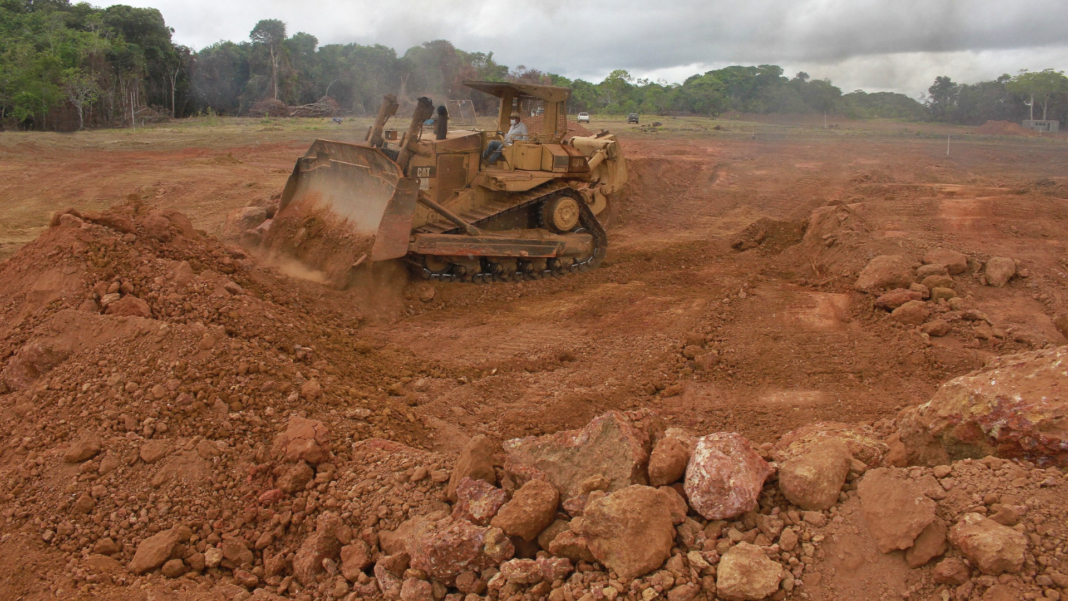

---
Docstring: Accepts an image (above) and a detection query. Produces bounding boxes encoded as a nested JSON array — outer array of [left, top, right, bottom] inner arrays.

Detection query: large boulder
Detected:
[[716, 542, 784, 600], [451, 477, 508, 526], [898, 346, 1068, 466], [447, 435, 497, 501], [648, 436, 691, 487], [923, 249, 968, 275], [905, 518, 948, 568], [777, 440, 851, 510], [857, 468, 936, 553], [503, 410, 660, 503], [490, 479, 559, 541], [854, 255, 915, 292], [578, 485, 676, 580], [293, 512, 342, 585], [949, 513, 1027, 575], [272, 416, 331, 465], [408, 516, 514, 584], [985, 257, 1016, 287], [684, 433, 772, 520], [772, 422, 887, 467]]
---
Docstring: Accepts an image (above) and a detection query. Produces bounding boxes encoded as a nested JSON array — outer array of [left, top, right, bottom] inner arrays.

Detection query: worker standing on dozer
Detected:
[[433, 105, 448, 140], [483, 112, 528, 165]]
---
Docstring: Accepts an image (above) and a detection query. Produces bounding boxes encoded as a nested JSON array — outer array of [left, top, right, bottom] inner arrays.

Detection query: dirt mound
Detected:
[[975, 120, 1040, 137], [731, 217, 808, 253]]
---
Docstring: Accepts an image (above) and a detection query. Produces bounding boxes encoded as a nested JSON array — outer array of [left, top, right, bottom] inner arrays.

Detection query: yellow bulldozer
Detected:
[[262, 81, 628, 285]]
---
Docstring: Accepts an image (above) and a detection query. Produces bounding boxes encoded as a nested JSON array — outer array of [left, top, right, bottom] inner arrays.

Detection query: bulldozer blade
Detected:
[[263, 139, 416, 287], [371, 176, 419, 260]]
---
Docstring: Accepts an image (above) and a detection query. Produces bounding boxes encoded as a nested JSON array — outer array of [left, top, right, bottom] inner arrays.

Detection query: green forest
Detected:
[[2, 0, 1067, 130]]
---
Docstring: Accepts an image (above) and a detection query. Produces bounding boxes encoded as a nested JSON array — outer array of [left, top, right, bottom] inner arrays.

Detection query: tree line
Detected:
[[2, 1, 1066, 130]]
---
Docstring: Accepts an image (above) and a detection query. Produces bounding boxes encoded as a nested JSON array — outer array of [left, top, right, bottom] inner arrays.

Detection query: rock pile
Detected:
[[2, 201, 1068, 601], [854, 249, 1043, 347]]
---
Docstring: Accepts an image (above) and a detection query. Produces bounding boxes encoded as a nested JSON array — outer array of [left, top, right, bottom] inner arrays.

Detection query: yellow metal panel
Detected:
[[514, 143, 543, 171]]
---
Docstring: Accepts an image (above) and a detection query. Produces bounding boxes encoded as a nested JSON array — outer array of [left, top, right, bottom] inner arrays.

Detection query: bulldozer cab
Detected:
[[463, 80, 571, 145]]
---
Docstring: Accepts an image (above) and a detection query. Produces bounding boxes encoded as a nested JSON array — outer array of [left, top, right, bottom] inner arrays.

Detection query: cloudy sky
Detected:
[[104, 0, 1068, 97]]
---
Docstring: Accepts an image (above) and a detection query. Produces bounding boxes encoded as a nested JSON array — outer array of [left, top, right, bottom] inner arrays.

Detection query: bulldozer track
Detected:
[[411, 185, 607, 283]]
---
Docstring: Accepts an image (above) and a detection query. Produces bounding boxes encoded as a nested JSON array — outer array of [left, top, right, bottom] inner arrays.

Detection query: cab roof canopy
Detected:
[[463, 80, 570, 103]]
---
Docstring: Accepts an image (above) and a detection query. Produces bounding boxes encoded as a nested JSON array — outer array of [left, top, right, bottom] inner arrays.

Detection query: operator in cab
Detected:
[[483, 113, 528, 166]]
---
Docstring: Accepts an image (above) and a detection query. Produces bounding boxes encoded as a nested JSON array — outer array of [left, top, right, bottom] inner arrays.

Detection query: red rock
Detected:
[[139, 439, 170, 464], [684, 433, 772, 520], [221, 537, 253, 567], [715, 542, 784, 601], [874, 289, 922, 310], [503, 410, 660, 503], [772, 422, 887, 467], [547, 530, 596, 562], [340, 541, 372, 582], [648, 436, 691, 487], [375, 557, 404, 599], [898, 346, 1068, 466], [536, 519, 570, 550], [498, 556, 573, 584], [223, 206, 269, 241], [408, 516, 514, 584], [490, 479, 559, 541], [142, 211, 172, 241], [399, 578, 433, 601], [659, 485, 688, 524], [447, 435, 497, 501], [499, 558, 542, 584], [916, 263, 948, 278], [451, 477, 508, 526], [857, 468, 936, 553], [985, 257, 1016, 287], [668, 583, 701, 601], [932, 557, 970, 585], [293, 512, 342, 585], [128, 526, 183, 574], [105, 296, 152, 318], [923, 249, 968, 275], [854, 255, 915, 292], [258, 489, 284, 504], [948, 513, 1028, 575], [63, 435, 102, 463], [93, 537, 120, 555], [578, 485, 675, 580], [273, 416, 331, 465], [921, 274, 955, 290], [277, 461, 314, 493], [778, 440, 851, 510], [891, 300, 929, 325], [921, 319, 951, 337], [905, 518, 947, 568], [161, 558, 186, 578]]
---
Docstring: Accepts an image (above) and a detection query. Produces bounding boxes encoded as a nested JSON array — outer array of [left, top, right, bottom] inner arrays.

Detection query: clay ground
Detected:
[[3, 114, 1068, 601], [2, 115, 1067, 455]]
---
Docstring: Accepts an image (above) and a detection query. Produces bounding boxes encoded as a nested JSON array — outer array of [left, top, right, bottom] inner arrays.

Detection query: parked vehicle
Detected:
[[577, 112, 590, 123], [627, 113, 639, 124]]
